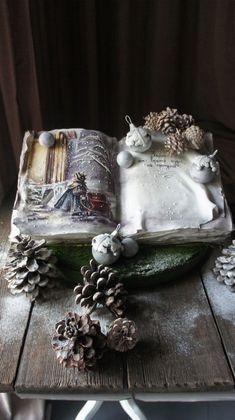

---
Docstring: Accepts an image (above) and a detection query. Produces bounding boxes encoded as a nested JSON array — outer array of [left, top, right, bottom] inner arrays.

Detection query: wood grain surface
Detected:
[[0, 194, 234, 396], [0, 193, 32, 392], [126, 272, 234, 393], [201, 250, 235, 378], [15, 289, 126, 395]]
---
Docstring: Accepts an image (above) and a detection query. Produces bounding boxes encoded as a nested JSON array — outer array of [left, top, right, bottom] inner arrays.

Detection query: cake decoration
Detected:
[[164, 128, 188, 156], [38, 131, 55, 148], [91, 224, 122, 265], [121, 237, 139, 258], [213, 240, 235, 292], [189, 150, 218, 184], [5, 234, 60, 301], [10, 126, 232, 244], [125, 115, 152, 152], [144, 108, 194, 134], [184, 125, 204, 150], [107, 318, 138, 352], [74, 259, 128, 317], [116, 150, 134, 168], [52, 312, 107, 370]]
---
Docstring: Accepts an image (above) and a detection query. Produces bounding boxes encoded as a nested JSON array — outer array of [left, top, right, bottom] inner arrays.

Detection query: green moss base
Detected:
[[50, 243, 209, 289]]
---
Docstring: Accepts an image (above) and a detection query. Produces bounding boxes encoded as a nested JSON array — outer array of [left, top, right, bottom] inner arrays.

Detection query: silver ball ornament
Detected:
[[121, 238, 139, 258], [39, 131, 55, 148], [117, 151, 134, 168]]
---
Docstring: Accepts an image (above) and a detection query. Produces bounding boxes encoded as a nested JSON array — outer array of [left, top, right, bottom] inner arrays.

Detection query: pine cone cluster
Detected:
[[184, 125, 204, 150], [164, 130, 188, 156], [213, 241, 235, 292], [74, 259, 128, 317], [5, 234, 59, 301], [52, 312, 106, 370], [107, 318, 138, 352], [144, 108, 194, 134]]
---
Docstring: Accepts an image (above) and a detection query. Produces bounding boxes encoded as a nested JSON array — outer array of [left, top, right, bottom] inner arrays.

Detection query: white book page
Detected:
[[119, 133, 220, 238]]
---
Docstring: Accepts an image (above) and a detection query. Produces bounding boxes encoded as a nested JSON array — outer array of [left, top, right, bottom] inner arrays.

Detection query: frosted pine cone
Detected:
[[213, 241, 235, 292], [107, 318, 138, 352], [52, 312, 106, 370], [74, 259, 128, 317], [184, 125, 204, 150], [144, 108, 194, 135], [177, 112, 194, 131], [144, 108, 178, 134], [165, 129, 188, 155], [5, 235, 60, 301]]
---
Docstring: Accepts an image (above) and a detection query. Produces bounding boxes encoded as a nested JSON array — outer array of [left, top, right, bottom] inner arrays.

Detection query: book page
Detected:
[[119, 133, 222, 239], [11, 129, 118, 241]]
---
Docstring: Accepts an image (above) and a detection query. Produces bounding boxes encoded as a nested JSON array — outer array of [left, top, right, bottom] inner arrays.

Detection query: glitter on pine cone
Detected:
[[213, 241, 235, 292], [184, 125, 204, 150], [144, 108, 194, 134], [165, 129, 188, 156], [107, 318, 138, 352], [5, 234, 60, 301], [52, 312, 107, 370], [74, 259, 128, 317]]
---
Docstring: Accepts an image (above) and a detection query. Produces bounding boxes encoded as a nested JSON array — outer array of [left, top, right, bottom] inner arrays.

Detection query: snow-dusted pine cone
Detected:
[[144, 108, 178, 134], [165, 129, 188, 155], [144, 108, 194, 135], [213, 241, 235, 292], [107, 318, 138, 352], [5, 234, 60, 301], [52, 312, 106, 370], [74, 259, 128, 317], [184, 125, 204, 150]]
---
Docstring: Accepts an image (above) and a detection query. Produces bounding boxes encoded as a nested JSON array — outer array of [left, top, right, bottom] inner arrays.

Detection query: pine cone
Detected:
[[74, 259, 128, 317], [5, 234, 60, 301], [177, 112, 194, 131], [184, 125, 204, 150], [52, 312, 106, 370], [107, 318, 138, 352], [165, 129, 188, 155], [213, 241, 235, 292], [144, 108, 194, 134]]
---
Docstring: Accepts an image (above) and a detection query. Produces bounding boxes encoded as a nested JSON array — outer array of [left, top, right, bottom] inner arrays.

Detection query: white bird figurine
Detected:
[[92, 224, 122, 265]]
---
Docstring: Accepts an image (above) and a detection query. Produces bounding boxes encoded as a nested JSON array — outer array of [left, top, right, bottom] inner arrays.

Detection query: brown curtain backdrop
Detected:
[[0, 0, 235, 210]]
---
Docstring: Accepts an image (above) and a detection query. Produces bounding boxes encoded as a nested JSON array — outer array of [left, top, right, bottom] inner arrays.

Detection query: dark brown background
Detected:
[[0, 0, 235, 213]]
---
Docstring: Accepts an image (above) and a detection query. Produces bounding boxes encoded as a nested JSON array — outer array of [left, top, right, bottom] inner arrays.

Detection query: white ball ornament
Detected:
[[117, 151, 134, 168], [121, 238, 139, 258], [39, 131, 55, 148]]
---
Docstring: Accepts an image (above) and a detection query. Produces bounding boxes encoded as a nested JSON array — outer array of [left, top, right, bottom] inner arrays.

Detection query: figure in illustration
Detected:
[[54, 172, 88, 216], [54, 172, 113, 220]]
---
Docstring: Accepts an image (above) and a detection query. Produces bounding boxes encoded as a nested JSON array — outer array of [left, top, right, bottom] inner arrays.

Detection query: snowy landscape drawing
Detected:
[[14, 129, 118, 238]]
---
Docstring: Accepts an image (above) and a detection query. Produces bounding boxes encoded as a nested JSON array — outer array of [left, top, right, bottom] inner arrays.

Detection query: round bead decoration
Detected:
[[117, 151, 134, 168], [39, 131, 55, 148], [121, 238, 139, 258]]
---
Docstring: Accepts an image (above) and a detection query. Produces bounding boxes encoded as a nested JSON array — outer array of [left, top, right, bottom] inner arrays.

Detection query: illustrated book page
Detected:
[[11, 129, 119, 241]]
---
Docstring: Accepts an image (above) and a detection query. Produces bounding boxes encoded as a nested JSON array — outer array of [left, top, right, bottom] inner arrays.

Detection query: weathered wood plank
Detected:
[[201, 250, 235, 378], [0, 193, 32, 392], [126, 272, 234, 394], [15, 288, 126, 396]]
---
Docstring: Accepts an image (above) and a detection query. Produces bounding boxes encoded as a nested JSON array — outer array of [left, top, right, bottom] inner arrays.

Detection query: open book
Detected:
[[11, 129, 232, 243]]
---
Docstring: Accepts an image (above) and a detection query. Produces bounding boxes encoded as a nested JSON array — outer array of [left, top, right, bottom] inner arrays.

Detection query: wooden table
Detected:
[[1, 194, 235, 419]]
